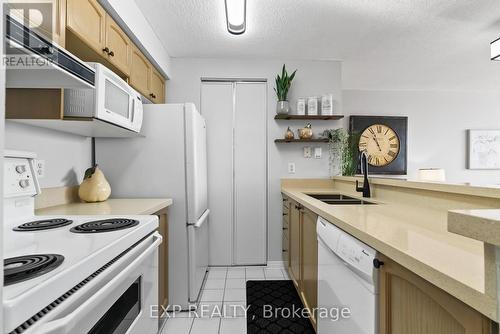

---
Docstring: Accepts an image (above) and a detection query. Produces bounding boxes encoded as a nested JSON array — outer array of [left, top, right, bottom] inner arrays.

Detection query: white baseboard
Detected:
[[266, 261, 285, 269]]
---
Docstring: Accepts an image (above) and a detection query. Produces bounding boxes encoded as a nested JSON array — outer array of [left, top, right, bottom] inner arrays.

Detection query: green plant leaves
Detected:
[[274, 64, 297, 101]]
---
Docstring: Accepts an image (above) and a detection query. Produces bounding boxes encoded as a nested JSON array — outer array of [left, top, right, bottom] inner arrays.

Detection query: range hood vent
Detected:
[[5, 15, 95, 89]]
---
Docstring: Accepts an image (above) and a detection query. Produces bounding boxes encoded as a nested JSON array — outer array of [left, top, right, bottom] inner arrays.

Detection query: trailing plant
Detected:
[[274, 64, 297, 101], [322, 128, 347, 177], [342, 132, 361, 176], [321, 129, 360, 177]]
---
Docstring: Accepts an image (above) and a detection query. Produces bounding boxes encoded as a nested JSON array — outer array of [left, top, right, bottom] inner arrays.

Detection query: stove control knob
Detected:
[[15, 165, 26, 174], [19, 179, 30, 188]]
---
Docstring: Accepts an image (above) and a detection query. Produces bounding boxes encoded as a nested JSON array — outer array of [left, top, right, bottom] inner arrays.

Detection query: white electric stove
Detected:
[[3, 151, 161, 334]]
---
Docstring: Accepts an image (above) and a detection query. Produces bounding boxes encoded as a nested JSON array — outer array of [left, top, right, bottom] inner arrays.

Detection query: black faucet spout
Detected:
[[356, 152, 371, 198]]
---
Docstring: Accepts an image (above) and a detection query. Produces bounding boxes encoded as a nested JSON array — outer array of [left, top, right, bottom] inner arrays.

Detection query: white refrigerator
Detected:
[[96, 103, 209, 309]]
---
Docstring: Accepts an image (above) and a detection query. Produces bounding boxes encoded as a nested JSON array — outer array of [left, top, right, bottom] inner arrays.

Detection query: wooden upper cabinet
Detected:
[[104, 14, 131, 76], [66, 0, 106, 53], [53, 0, 66, 47], [129, 46, 151, 98], [378, 254, 492, 334], [150, 67, 165, 103]]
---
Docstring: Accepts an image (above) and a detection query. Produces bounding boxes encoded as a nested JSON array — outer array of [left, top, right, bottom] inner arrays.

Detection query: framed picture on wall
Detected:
[[468, 130, 500, 170]]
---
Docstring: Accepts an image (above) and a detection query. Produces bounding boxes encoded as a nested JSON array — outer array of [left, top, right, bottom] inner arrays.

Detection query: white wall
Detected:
[[167, 58, 342, 262], [343, 90, 500, 184], [4, 122, 92, 188]]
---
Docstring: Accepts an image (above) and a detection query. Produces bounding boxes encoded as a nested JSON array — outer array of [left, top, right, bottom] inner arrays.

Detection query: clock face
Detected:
[[358, 124, 400, 167]]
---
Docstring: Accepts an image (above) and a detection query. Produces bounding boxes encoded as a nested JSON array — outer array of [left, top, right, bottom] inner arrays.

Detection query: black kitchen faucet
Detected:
[[356, 151, 371, 198]]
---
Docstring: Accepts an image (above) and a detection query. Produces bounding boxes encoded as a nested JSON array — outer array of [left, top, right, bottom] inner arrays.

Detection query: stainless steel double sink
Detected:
[[306, 194, 376, 205]]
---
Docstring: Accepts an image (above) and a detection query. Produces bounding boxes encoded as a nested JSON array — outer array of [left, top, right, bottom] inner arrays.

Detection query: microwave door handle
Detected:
[[33, 233, 162, 334], [130, 99, 135, 123]]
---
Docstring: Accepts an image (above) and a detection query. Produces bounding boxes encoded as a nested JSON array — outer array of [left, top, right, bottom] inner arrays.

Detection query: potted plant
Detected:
[[274, 64, 297, 115]]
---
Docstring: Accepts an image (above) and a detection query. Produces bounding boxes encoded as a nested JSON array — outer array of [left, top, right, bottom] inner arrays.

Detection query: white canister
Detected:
[[296, 98, 306, 115], [321, 94, 334, 115], [307, 96, 319, 115]]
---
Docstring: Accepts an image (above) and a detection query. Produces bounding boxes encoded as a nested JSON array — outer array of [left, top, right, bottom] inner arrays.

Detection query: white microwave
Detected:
[[64, 63, 143, 133]]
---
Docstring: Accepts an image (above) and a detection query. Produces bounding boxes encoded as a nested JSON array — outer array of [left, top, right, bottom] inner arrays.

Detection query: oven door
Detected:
[[94, 65, 137, 132], [31, 233, 161, 334]]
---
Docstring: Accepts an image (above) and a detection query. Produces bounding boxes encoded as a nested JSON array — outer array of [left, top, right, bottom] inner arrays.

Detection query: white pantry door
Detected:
[[201, 82, 234, 266], [201, 80, 267, 266], [233, 82, 267, 265]]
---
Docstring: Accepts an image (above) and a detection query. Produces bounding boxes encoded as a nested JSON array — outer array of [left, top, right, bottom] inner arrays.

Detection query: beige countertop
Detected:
[[36, 198, 173, 216], [282, 179, 498, 321], [449, 210, 500, 246]]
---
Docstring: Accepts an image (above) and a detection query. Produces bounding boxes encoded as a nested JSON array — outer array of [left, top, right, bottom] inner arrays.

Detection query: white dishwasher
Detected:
[[317, 216, 379, 334]]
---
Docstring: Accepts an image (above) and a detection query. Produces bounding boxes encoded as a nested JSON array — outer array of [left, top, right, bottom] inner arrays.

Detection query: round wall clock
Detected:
[[358, 124, 400, 167], [350, 116, 408, 175]]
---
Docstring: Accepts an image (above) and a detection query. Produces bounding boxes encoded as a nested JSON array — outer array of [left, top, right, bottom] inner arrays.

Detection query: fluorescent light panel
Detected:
[[225, 0, 246, 35], [492, 38, 500, 60]]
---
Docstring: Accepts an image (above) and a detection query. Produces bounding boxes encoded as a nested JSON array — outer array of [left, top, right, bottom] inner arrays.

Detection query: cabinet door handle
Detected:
[[373, 258, 384, 269], [283, 212, 288, 216], [102, 47, 110, 54], [108, 50, 114, 57]]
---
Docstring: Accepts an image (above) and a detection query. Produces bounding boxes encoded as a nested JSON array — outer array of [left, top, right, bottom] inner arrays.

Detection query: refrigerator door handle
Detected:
[[192, 209, 210, 228]]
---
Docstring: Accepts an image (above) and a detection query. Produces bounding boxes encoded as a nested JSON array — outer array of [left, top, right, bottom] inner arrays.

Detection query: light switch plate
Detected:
[[303, 146, 312, 158], [314, 147, 322, 159], [288, 162, 296, 174]]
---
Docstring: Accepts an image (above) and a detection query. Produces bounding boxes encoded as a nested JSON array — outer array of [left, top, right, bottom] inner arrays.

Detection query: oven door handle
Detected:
[[34, 232, 162, 334]]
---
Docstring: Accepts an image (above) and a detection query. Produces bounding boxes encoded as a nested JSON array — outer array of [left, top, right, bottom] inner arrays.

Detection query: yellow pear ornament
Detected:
[[78, 165, 111, 203]]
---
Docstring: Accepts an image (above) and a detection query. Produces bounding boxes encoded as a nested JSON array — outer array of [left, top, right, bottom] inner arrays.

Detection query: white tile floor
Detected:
[[160, 266, 290, 334]]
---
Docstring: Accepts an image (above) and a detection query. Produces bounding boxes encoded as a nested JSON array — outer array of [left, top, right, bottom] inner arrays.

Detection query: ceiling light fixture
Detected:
[[491, 37, 500, 60], [225, 0, 246, 35]]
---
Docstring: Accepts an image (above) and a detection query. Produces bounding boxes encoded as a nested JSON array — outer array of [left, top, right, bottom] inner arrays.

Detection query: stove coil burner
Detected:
[[70, 218, 139, 233], [13, 218, 73, 231], [4, 254, 64, 286]]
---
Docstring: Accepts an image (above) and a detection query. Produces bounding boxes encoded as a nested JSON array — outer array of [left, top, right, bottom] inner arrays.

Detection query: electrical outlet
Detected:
[[35, 159, 45, 178], [314, 147, 322, 159], [288, 162, 296, 174], [303, 146, 312, 158]]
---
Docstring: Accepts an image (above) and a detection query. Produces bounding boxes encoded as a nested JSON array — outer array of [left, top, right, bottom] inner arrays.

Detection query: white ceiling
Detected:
[[136, 0, 500, 91]]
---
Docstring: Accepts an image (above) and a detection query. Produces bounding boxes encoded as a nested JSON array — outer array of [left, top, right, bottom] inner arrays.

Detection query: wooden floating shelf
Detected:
[[274, 114, 344, 120], [274, 138, 329, 143]]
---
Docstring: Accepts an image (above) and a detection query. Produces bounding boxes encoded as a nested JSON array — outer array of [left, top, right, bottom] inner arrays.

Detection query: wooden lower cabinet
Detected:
[[289, 200, 301, 288], [378, 254, 492, 334], [155, 208, 169, 325], [282, 197, 290, 264], [286, 197, 318, 331], [300, 208, 318, 330]]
